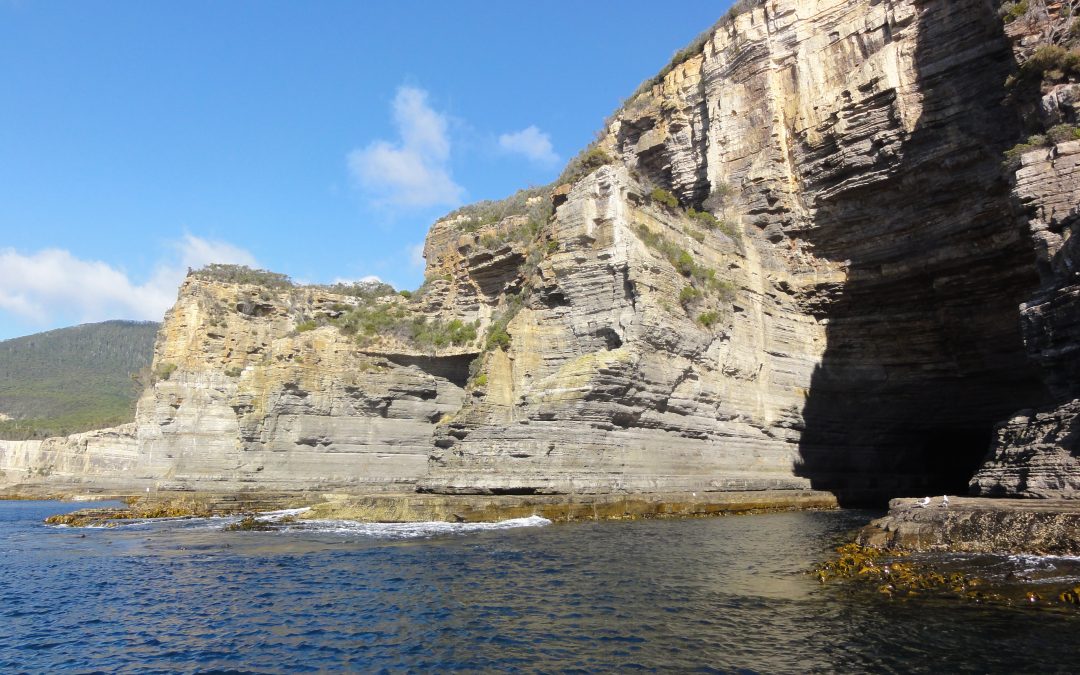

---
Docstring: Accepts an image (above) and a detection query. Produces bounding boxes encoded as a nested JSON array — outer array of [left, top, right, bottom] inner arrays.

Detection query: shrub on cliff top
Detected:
[[556, 146, 616, 186], [190, 264, 293, 289], [999, 0, 1029, 23], [444, 185, 553, 233], [319, 280, 396, 301], [1047, 123, 1080, 144], [625, 1, 762, 104], [1009, 44, 1080, 90], [410, 317, 479, 349]]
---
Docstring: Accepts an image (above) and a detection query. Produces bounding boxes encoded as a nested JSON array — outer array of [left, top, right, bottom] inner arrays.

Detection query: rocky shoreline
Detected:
[[34, 488, 838, 527], [857, 496, 1080, 557]]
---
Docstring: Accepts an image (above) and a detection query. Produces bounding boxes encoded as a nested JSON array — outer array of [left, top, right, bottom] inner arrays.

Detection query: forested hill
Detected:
[[0, 320, 160, 440]]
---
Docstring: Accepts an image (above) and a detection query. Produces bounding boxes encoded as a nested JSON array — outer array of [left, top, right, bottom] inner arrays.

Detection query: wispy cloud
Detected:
[[347, 86, 464, 209], [0, 235, 256, 328], [331, 275, 383, 285], [408, 243, 425, 269], [498, 125, 559, 165]]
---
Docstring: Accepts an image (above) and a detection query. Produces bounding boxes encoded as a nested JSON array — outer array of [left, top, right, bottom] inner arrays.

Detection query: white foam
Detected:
[[255, 507, 312, 522], [278, 514, 553, 539]]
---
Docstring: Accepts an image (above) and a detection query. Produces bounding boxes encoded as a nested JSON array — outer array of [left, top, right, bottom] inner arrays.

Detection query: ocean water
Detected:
[[2, 501, 1079, 673]]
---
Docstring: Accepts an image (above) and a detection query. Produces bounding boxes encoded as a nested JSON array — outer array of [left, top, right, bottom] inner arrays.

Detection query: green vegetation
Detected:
[[626, 1, 761, 103], [189, 265, 398, 303], [679, 286, 702, 306], [0, 321, 159, 440], [1009, 44, 1080, 90], [224, 366, 244, 378], [473, 373, 488, 388], [650, 187, 679, 209], [485, 292, 525, 352], [411, 318, 479, 349], [334, 303, 410, 340], [410, 273, 450, 301], [295, 320, 317, 333], [320, 280, 396, 300], [1003, 125, 1080, 167], [331, 300, 478, 350], [999, 0, 1029, 23], [684, 226, 706, 243], [556, 146, 616, 186], [642, 185, 741, 243], [191, 264, 293, 289], [687, 207, 739, 240], [635, 224, 736, 324], [634, 224, 719, 287], [1048, 123, 1080, 144], [154, 362, 178, 381], [478, 217, 544, 251], [445, 185, 553, 234]]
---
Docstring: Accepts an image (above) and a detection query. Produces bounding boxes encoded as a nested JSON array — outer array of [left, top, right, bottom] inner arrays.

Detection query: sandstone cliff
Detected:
[[4, 0, 1076, 505]]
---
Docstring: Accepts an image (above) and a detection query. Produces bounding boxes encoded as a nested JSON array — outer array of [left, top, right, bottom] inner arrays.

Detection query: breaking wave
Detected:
[[264, 514, 553, 539]]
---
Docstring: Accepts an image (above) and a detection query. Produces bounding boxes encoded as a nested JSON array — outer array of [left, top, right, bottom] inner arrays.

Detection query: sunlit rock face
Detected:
[[130, 278, 469, 492], [424, 0, 1050, 502], [4, 0, 1072, 505]]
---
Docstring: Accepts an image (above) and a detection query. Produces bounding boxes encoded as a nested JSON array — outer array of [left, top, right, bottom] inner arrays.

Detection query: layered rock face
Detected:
[[131, 280, 466, 492], [0, 425, 140, 492], [425, 0, 1049, 501], [969, 4, 1080, 499], [3, 0, 1070, 504], [422, 164, 824, 494]]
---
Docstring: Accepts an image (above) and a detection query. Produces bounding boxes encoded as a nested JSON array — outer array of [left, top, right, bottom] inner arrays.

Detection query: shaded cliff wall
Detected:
[[793, 0, 1050, 501], [970, 2, 1080, 498]]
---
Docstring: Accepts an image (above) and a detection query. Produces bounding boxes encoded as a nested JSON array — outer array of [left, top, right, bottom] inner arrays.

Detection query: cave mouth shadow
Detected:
[[791, 1, 1051, 507]]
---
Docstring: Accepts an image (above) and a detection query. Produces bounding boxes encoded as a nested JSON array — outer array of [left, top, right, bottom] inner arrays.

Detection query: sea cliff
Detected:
[[3, 0, 1079, 521]]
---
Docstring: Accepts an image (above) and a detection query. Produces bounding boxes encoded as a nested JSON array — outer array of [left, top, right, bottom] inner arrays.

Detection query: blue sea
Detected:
[[2, 500, 1079, 673]]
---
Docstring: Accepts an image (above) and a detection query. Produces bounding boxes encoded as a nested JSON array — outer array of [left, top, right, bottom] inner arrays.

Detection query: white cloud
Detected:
[[498, 125, 559, 165], [331, 275, 383, 285], [408, 243, 425, 269], [172, 233, 256, 272], [0, 235, 257, 328], [347, 86, 464, 209]]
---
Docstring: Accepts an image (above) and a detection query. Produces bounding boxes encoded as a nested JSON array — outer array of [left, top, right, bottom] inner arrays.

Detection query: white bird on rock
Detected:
[[915, 496, 931, 508], [941, 495, 950, 508]]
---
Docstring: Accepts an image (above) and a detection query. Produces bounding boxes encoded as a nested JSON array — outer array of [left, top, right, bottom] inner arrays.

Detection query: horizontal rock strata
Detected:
[[0, 425, 141, 493], [3, 0, 1072, 508]]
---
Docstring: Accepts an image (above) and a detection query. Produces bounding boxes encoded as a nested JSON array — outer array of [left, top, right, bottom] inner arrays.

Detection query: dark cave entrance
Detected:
[[791, 2, 1052, 506], [381, 353, 476, 389], [914, 427, 996, 497]]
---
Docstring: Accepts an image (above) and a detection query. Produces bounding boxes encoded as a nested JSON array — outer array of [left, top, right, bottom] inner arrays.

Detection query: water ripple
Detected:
[[1, 501, 1079, 672]]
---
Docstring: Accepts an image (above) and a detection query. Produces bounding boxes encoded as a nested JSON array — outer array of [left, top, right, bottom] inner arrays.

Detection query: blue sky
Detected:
[[0, 1, 732, 340]]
